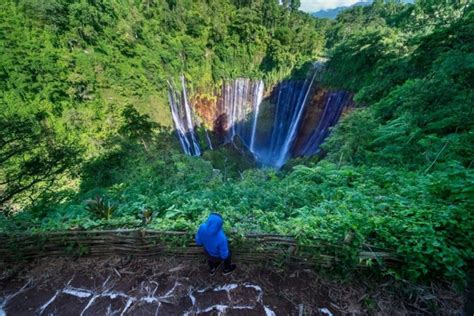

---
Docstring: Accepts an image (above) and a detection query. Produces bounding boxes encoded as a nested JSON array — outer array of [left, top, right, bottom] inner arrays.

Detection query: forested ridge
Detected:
[[1, 0, 473, 285]]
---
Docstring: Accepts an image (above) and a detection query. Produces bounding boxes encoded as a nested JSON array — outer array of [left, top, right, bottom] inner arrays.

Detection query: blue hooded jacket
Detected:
[[195, 213, 229, 260]]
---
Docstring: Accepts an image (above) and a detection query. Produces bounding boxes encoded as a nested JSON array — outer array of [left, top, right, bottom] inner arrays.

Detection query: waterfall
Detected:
[[167, 78, 201, 156], [168, 66, 352, 168], [218, 79, 264, 147], [297, 91, 352, 156], [168, 81, 192, 155], [205, 130, 213, 150], [274, 70, 318, 167], [180, 76, 201, 156], [250, 80, 264, 153]]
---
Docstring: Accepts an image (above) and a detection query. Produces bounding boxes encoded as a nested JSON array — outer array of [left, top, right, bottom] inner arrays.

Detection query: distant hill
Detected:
[[311, 1, 371, 19]]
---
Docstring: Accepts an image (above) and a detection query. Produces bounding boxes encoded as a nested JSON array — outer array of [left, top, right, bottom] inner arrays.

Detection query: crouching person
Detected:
[[195, 213, 237, 275]]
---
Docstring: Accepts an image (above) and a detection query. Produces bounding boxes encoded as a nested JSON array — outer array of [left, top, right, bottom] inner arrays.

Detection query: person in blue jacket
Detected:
[[195, 213, 237, 275]]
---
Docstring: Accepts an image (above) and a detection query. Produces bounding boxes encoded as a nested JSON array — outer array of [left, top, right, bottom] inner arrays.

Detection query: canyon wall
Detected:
[[169, 67, 353, 168]]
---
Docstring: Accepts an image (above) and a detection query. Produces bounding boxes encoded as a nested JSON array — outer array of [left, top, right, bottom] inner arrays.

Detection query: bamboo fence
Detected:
[[0, 229, 400, 269]]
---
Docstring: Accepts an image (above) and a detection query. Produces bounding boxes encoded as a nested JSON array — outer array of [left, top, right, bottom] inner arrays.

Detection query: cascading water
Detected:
[[168, 65, 353, 167], [272, 68, 318, 167], [296, 91, 353, 156], [167, 77, 201, 156], [249, 81, 264, 154], [205, 130, 214, 150], [217, 79, 265, 147]]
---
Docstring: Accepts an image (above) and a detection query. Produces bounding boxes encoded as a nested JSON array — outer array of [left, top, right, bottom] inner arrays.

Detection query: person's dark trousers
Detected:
[[204, 249, 232, 270]]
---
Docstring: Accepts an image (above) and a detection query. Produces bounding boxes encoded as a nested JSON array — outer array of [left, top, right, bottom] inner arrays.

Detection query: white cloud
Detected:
[[300, 0, 367, 12]]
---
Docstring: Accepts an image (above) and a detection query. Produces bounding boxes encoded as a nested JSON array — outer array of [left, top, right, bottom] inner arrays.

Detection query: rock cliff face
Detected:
[[169, 67, 353, 168]]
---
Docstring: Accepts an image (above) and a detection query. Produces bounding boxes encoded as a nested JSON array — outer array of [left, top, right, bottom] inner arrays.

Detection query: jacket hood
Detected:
[[205, 213, 223, 235]]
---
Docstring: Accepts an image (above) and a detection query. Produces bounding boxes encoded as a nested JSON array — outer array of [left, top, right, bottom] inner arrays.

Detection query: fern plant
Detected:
[[139, 208, 155, 226], [85, 195, 117, 220]]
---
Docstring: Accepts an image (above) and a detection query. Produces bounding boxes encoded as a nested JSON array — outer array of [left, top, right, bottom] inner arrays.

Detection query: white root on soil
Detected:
[[63, 288, 93, 298], [183, 282, 276, 316], [119, 297, 134, 316], [80, 294, 99, 316], [319, 307, 334, 316], [0, 279, 279, 316], [37, 290, 60, 315], [0, 281, 32, 312], [1, 277, 339, 315], [264, 305, 277, 316]]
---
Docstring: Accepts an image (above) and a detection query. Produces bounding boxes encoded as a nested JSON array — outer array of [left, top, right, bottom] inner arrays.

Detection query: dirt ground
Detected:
[[0, 256, 463, 315]]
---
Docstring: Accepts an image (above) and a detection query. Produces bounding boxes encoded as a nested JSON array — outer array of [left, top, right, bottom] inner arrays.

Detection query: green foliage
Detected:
[[0, 113, 82, 206], [85, 195, 117, 220], [119, 105, 158, 141], [316, 1, 474, 281], [323, 2, 474, 170], [139, 208, 156, 226], [0, 0, 323, 205], [201, 141, 256, 179], [3, 139, 473, 282]]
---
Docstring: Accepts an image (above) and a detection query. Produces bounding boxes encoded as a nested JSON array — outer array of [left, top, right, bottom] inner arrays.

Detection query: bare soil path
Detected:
[[0, 256, 462, 315]]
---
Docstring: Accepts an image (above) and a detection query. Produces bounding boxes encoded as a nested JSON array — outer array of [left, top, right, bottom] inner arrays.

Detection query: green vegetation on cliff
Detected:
[[323, 0, 473, 170], [0, 0, 323, 205]]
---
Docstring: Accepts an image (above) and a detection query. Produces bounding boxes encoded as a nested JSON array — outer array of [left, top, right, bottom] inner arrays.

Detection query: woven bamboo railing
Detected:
[[0, 229, 400, 268]]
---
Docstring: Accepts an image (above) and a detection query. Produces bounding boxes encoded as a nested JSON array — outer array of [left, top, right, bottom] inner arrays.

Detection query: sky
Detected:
[[300, 0, 367, 12]]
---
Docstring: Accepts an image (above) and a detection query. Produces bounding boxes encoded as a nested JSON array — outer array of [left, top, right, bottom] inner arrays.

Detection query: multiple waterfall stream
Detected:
[[167, 77, 201, 156], [168, 66, 353, 168]]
